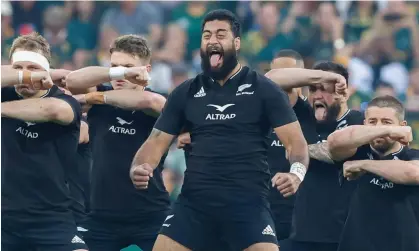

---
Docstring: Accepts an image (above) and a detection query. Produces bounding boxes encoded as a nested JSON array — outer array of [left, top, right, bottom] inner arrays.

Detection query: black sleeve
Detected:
[[55, 94, 82, 126], [1, 87, 19, 102], [153, 82, 189, 135], [406, 149, 419, 161], [347, 144, 371, 161], [259, 75, 298, 128], [294, 96, 314, 118], [347, 110, 364, 126]]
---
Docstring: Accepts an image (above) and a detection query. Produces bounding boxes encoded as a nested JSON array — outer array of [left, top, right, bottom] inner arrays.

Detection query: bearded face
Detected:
[[200, 20, 239, 81]]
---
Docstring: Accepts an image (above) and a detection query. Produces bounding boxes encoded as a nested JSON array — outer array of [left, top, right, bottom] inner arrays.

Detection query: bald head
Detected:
[[271, 49, 304, 69]]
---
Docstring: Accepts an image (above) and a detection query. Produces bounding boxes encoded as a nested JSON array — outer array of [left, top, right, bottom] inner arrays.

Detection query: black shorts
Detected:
[[160, 197, 278, 250], [2, 217, 88, 251], [82, 211, 168, 251], [285, 241, 338, 251]]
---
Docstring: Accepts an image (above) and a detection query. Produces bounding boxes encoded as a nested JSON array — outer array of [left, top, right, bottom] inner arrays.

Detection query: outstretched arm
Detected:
[[265, 68, 346, 106], [308, 142, 334, 164], [1, 66, 53, 89], [2, 66, 21, 87], [66, 66, 150, 94], [1, 97, 78, 125], [327, 125, 412, 161], [344, 160, 419, 185], [78, 89, 166, 116]]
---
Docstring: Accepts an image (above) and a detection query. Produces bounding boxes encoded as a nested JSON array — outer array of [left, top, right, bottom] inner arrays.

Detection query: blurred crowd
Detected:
[[2, 0, 419, 199]]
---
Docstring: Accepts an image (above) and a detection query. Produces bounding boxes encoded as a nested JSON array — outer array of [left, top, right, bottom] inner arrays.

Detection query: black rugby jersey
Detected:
[[87, 85, 170, 221], [154, 66, 297, 207], [68, 117, 92, 225], [268, 96, 318, 239], [1, 85, 81, 221], [338, 146, 419, 251], [291, 109, 364, 243]]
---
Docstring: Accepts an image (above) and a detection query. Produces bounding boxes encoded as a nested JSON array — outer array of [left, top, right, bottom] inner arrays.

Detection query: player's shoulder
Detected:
[[403, 148, 419, 160], [49, 86, 78, 103], [345, 109, 364, 125], [295, 96, 310, 109], [294, 95, 314, 116], [170, 77, 196, 95], [242, 67, 288, 98], [1, 86, 20, 102], [247, 67, 278, 87]]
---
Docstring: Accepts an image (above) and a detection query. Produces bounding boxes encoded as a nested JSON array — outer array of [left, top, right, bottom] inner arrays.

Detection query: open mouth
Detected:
[[314, 102, 327, 120], [209, 49, 223, 68]]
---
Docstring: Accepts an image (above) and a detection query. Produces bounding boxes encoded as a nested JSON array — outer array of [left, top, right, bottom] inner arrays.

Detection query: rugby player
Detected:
[[1, 33, 87, 251], [327, 95, 419, 251], [66, 34, 169, 251], [266, 50, 318, 243], [130, 9, 309, 251], [266, 61, 364, 251]]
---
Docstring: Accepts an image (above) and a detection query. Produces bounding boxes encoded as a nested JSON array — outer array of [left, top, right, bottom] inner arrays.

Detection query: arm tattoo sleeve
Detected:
[[308, 142, 335, 164]]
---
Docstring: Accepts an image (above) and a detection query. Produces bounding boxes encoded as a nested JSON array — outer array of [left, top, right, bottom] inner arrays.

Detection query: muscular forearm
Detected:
[[265, 68, 335, 91], [360, 160, 419, 185], [1, 98, 74, 125], [308, 142, 334, 164], [328, 125, 392, 160], [1, 66, 20, 87], [132, 129, 174, 169], [66, 66, 110, 94], [287, 139, 310, 168], [105, 90, 165, 113], [132, 140, 163, 170]]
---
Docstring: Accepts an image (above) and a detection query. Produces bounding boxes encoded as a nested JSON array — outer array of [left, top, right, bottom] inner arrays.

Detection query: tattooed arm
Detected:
[[308, 142, 334, 164]]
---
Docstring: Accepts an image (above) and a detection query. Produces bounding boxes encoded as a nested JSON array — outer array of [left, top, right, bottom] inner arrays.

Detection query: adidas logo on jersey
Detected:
[[262, 225, 276, 237], [71, 235, 85, 244], [194, 87, 206, 97]]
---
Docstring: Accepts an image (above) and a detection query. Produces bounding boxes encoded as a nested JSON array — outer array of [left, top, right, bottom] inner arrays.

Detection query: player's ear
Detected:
[[146, 64, 152, 73], [234, 37, 240, 51], [400, 120, 407, 126], [363, 119, 367, 125]]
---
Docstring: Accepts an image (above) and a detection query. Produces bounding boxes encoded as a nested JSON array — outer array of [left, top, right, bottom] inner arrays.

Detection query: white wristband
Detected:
[[290, 162, 307, 182], [18, 71, 23, 84], [109, 66, 127, 81]]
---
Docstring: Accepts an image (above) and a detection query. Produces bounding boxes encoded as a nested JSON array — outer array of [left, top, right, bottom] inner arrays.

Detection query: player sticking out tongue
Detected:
[[201, 42, 238, 81], [210, 49, 223, 68]]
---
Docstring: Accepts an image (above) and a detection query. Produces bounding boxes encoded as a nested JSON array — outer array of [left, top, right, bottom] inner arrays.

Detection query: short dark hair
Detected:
[[202, 9, 241, 38], [110, 35, 151, 62], [367, 95, 405, 121], [274, 49, 304, 68], [9, 32, 51, 62], [313, 61, 349, 86]]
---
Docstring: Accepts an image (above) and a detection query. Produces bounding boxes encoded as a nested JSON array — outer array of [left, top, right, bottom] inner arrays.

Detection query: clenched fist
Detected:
[[343, 160, 366, 181], [124, 66, 151, 87], [388, 126, 412, 145], [177, 132, 191, 149], [50, 69, 71, 88], [30, 71, 54, 90], [271, 172, 301, 198], [130, 163, 154, 189]]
